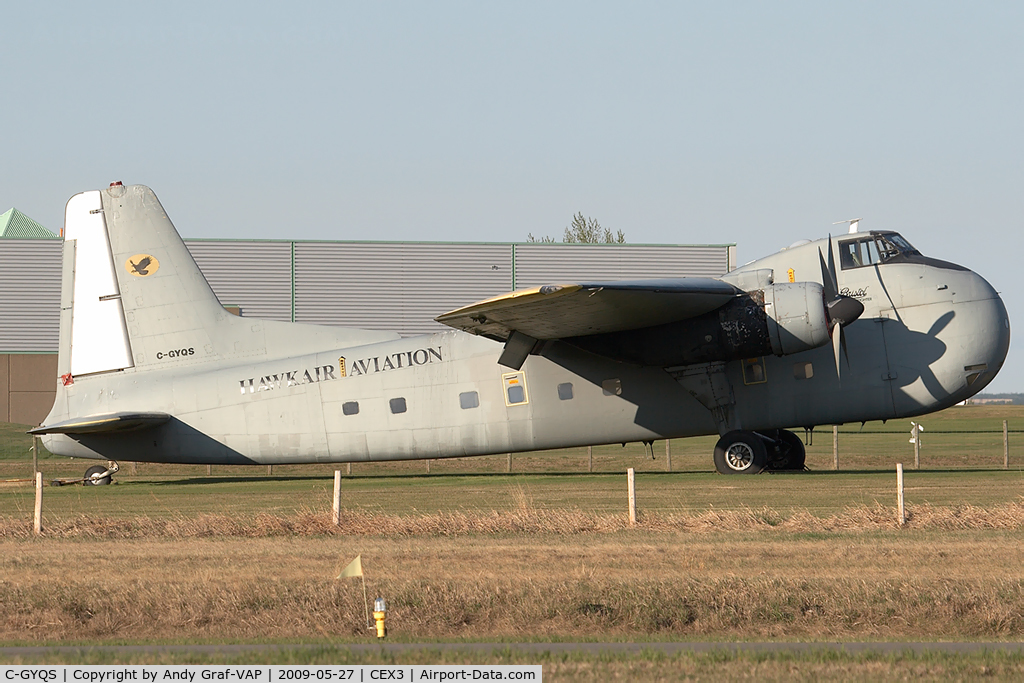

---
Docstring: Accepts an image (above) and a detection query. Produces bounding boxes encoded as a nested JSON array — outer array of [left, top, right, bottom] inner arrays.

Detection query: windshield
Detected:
[[839, 232, 919, 269]]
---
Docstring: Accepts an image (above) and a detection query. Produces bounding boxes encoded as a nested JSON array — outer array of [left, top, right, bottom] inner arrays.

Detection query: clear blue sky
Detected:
[[3, 2, 1022, 391]]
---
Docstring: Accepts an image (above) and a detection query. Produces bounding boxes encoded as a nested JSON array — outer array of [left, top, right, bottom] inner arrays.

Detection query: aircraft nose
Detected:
[[961, 270, 1010, 392]]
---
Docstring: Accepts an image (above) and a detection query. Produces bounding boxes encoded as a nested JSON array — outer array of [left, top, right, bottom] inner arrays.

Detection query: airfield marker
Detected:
[[910, 422, 923, 469], [833, 426, 839, 470], [33, 472, 42, 535], [1004, 420, 1009, 469], [627, 468, 636, 526], [333, 470, 341, 526], [896, 463, 905, 526], [665, 440, 672, 471]]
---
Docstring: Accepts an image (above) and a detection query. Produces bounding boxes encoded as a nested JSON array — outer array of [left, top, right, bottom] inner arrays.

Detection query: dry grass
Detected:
[[3, 493, 1024, 644], [3, 496, 1024, 539], [2, 533, 1024, 643]]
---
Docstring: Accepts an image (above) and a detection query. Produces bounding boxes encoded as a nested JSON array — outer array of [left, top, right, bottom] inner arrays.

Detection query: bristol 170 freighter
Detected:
[[33, 184, 1009, 482]]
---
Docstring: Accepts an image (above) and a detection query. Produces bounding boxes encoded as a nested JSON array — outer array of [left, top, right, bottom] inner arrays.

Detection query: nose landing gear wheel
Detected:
[[713, 431, 768, 474]]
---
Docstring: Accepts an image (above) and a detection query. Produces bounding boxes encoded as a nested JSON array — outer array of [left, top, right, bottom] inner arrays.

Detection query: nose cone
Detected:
[[960, 271, 1010, 395], [885, 267, 1009, 416]]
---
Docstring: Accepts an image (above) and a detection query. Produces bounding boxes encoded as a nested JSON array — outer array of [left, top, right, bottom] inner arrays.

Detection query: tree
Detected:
[[564, 212, 624, 244], [527, 212, 625, 244], [526, 232, 556, 243]]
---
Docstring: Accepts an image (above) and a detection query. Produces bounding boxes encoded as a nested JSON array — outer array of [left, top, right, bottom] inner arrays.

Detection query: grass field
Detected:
[[2, 406, 1024, 679]]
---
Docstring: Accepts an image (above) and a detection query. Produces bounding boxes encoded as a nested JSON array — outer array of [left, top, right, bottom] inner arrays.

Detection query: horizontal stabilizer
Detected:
[[29, 412, 171, 435], [436, 278, 742, 340]]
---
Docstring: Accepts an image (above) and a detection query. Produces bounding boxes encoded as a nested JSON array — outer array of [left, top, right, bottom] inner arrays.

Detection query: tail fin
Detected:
[[58, 183, 400, 383], [63, 183, 241, 376]]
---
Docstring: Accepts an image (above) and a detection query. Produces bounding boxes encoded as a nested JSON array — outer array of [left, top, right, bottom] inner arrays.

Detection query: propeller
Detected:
[[818, 235, 865, 378]]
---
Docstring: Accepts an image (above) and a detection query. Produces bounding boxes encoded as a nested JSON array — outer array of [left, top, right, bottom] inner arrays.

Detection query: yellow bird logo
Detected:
[[125, 254, 160, 277]]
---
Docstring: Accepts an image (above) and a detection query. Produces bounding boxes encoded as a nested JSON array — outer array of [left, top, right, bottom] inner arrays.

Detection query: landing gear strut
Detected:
[[83, 461, 119, 486], [713, 430, 806, 474]]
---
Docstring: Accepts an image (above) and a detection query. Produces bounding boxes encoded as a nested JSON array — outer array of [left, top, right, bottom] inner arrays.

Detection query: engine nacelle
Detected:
[[562, 281, 832, 367], [762, 282, 831, 356]]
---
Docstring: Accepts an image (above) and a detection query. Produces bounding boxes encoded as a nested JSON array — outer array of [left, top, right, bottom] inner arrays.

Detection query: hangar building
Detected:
[[0, 216, 735, 425]]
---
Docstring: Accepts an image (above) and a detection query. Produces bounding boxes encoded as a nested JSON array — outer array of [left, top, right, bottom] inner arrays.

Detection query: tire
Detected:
[[84, 465, 111, 486], [713, 431, 768, 474], [769, 429, 806, 471]]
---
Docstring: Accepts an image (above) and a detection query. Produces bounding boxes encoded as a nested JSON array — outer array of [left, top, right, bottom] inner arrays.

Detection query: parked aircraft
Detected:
[[32, 184, 1009, 481]]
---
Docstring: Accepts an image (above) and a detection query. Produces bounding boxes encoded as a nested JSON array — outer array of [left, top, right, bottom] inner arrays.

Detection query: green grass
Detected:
[[2, 405, 1024, 521], [1, 468, 1022, 522]]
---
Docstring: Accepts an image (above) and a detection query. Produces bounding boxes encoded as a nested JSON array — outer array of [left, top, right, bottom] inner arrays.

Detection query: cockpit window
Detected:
[[838, 232, 919, 269]]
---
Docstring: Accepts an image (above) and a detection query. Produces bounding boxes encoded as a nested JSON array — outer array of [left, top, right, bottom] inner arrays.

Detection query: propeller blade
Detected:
[[840, 324, 850, 364], [819, 248, 838, 302], [832, 324, 843, 378], [827, 234, 837, 292]]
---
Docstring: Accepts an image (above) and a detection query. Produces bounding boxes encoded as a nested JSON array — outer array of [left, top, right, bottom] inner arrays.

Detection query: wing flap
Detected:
[[28, 412, 171, 435], [436, 278, 742, 340]]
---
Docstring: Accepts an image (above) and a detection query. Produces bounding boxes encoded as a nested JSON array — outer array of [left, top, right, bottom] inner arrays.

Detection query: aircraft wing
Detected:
[[435, 278, 743, 340], [28, 412, 171, 435]]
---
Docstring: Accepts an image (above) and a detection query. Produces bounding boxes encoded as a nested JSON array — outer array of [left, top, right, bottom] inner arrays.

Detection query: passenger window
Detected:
[[459, 391, 479, 409], [602, 379, 622, 396], [342, 401, 359, 416], [502, 371, 529, 406], [389, 397, 407, 414], [557, 382, 574, 400], [793, 362, 813, 380]]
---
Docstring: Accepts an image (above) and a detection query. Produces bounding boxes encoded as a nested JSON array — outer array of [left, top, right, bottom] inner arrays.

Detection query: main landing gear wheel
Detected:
[[713, 431, 768, 474], [83, 465, 111, 486], [771, 429, 806, 471]]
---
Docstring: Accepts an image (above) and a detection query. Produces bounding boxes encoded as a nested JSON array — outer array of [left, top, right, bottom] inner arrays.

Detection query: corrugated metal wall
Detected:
[[185, 240, 293, 321], [514, 244, 730, 288], [0, 240, 62, 352], [0, 239, 732, 350], [294, 243, 513, 335]]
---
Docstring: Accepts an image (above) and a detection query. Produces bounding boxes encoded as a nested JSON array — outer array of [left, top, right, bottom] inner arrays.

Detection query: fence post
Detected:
[[506, 453, 512, 473], [332, 470, 341, 526], [426, 459, 430, 474], [31, 435, 38, 474], [34, 472, 43, 535], [665, 440, 672, 472], [1004, 420, 1009, 470], [131, 461, 138, 476], [627, 467, 636, 526], [205, 464, 211, 476], [588, 446, 593, 473], [347, 462, 352, 476], [833, 426, 839, 470], [896, 463, 905, 526], [267, 465, 273, 476]]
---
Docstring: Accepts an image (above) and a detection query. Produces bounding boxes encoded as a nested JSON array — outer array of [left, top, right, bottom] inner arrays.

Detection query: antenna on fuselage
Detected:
[[833, 218, 861, 234]]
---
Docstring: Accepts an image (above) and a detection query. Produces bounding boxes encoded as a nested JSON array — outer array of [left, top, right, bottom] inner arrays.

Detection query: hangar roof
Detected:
[[0, 208, 58, 239]]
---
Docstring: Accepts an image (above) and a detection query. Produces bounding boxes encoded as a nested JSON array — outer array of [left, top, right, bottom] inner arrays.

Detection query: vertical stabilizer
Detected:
[[99, 184, 266, 369]]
